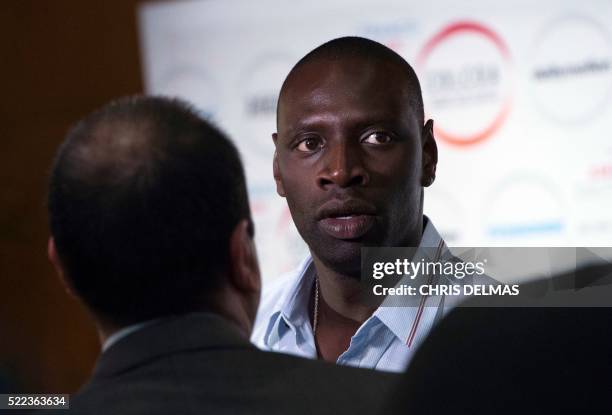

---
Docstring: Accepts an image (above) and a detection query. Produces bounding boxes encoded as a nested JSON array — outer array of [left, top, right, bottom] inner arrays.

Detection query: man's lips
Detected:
[[316, 199, 378, 240], [318, 215, 376, 240]]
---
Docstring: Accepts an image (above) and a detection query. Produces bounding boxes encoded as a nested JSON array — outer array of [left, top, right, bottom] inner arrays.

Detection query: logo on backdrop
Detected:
[[417, 21, 513, 147], [238, 53, 294, 161], [530, 14, 612, 125], [483, 174, 566, 242], [353, 18, 419, 57], [573, 146, 612, 242], [236, 53, 295, 186]]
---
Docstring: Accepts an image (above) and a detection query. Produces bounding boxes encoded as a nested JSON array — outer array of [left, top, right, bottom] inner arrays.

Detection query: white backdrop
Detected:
[[139, 0, 612, 282]]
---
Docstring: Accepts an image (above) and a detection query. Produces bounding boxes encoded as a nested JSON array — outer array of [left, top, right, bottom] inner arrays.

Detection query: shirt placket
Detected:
[[336, 318, 395, 369]]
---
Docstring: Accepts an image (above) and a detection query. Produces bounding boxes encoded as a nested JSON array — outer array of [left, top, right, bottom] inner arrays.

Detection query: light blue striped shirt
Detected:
[[251, 217, 456, 373]]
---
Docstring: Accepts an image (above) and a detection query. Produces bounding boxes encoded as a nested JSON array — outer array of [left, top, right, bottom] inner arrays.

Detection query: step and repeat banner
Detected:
[[139, 0, 612, 281]]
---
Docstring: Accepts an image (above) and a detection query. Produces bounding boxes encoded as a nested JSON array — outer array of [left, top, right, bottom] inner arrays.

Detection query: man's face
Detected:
[[273, 57, 436, 275]]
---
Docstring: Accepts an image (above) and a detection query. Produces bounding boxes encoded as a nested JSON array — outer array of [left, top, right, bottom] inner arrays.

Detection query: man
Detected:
[[252, 36, 451, 372], [47, 96, 397, 414]]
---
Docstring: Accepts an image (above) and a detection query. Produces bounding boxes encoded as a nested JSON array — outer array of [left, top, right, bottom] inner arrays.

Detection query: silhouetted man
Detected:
[[252, 37, 454, 372], [47, 96, 397, 414], [386, 263, 612, 414]]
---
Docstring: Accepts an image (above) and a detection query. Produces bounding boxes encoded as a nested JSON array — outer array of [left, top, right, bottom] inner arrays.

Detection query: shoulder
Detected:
[[243, 350, 401, 413], [73, 346, 399, 415]]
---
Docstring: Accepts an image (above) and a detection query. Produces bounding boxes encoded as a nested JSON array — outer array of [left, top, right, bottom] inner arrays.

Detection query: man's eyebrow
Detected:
[[279, 113, 337, 137], [283, 113, 409, 133]]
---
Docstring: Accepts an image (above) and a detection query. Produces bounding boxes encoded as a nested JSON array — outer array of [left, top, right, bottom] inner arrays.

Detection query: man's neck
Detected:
[[310, 217, 425, 323], [309, 256, 381, 362], [309, 217, 425, 362], [311, 258, 378, 323]]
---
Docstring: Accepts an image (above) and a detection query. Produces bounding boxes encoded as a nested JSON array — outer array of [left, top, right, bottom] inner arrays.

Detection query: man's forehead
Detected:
[[282, 57, 404, 98], [278, 58, 417, 126]]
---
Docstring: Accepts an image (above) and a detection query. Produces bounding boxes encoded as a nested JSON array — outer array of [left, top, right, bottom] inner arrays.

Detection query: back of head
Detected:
[[48, 96, 251, 326]]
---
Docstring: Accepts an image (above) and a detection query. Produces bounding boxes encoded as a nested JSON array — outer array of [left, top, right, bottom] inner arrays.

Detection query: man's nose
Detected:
[[316, 141, 369, 189]]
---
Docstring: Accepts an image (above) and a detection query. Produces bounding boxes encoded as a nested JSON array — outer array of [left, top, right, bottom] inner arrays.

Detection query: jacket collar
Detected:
[[93, 313, 254, 378]]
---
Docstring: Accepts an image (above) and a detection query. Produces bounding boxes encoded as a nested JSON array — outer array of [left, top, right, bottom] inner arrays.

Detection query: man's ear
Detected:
[[48, 237, 76, 298], [272, 133, 286, 197], [228, 219, 261, 295], [421, 119, 438, 187]]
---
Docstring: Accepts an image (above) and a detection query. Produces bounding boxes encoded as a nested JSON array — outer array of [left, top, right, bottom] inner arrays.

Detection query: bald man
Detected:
[[252, 37, 456, 372]]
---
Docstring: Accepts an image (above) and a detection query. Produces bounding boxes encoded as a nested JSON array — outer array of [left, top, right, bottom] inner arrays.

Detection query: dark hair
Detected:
[[48, 96, 252, 326], [279, 36, 424, 126]]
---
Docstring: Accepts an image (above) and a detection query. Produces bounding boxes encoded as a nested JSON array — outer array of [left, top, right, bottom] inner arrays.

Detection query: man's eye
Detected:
[[296, 137, 323, 152], [362, 132, 392, 145]]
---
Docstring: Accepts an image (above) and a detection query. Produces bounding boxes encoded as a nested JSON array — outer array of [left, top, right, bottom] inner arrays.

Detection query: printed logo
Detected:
[[417, 21, 513, 147], [484, 174, 566, 242], [238, 54, 294, 184], [530, 15, 612, 124]]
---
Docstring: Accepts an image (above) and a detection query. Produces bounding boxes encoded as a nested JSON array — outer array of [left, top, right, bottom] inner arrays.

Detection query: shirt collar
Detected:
[[264, 215, 446, 347], [261, 256, 315, 347], [375, 217, 447, 343], [279, 258, 316, 328], [420, 215, 445, 249], [102, 319, 162, 352]]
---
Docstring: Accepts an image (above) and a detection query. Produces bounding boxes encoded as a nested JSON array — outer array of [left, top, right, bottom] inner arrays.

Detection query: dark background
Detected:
[[1, 0, 144, 393]]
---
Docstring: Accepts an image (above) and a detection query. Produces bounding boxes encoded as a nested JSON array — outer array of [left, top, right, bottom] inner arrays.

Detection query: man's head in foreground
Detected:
[[273, 36, 437, 277], [47, 96, 260, 340]]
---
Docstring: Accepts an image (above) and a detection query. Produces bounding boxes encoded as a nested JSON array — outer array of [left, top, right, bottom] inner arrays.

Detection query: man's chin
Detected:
[[310, 239, 363, 279]]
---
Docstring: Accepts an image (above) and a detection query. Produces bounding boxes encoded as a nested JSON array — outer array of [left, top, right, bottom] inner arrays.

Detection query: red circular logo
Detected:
[[417, 22, 513, 147]]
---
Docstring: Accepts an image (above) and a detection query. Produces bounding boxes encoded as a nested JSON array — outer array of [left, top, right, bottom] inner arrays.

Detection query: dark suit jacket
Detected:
[[387, 263, 612, 414], [70, 313, 399, 415]]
